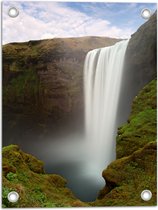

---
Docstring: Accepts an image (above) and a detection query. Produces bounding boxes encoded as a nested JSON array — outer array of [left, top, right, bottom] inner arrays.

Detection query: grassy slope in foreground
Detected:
[[2, 145, 87, 207]]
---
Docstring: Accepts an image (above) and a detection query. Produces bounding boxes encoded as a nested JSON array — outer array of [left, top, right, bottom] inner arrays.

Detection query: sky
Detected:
[[2, 1, 157, 44]]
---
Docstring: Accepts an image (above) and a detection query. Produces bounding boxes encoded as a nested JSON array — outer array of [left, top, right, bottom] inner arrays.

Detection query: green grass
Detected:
[[117, 79, 156, 158]]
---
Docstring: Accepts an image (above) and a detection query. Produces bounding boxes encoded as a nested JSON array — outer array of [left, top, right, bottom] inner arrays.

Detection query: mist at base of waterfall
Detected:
[[5, 130, 105, 201], [32, 134, 106, 201]]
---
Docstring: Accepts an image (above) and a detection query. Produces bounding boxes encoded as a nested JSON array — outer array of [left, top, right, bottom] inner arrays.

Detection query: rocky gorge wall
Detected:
[[3, 36, 120, 142]]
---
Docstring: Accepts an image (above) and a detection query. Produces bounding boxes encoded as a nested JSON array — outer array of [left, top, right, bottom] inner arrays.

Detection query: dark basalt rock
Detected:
[[117, 11, 157, 125], [126, 11, 157, 86]]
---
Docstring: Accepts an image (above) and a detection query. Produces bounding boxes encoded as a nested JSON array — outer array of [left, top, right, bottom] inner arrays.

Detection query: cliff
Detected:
[[126, 11, 157, 85], [117, 11, 157, 124], [3, 36, 121, 142]]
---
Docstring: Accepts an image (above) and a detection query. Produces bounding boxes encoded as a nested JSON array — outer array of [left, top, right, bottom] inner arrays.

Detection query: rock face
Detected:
[[2, 145, 87, 207], [118, 12, 157, 124], [93, 79, 157, 206], [3, 36, 120, 142], [126, 11, 157, 86]]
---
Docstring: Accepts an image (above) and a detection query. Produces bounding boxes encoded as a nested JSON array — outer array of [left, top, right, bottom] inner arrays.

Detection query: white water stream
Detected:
[[84, 40, 129, 172]]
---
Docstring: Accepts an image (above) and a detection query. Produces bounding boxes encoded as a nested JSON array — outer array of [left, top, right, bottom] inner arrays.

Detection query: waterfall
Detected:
[[84, 40, 129, 172]]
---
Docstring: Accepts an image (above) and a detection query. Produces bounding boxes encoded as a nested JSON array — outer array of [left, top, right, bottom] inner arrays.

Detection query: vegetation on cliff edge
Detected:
[[117, 79, 156, 158]]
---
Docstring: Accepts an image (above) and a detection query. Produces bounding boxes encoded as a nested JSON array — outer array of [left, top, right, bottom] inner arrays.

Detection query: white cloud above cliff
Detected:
[[2, 1, 157, 44]]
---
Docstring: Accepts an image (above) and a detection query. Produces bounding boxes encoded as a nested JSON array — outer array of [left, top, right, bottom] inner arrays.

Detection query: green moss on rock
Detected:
[[94, 142, 156, 206], [117, 79, 156, 158], [3, 69, 39, 107], [2, 144, 87, 208]]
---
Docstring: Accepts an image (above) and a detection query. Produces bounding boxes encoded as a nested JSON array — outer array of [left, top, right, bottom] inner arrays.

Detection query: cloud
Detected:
[[3, 2, 135, 44]]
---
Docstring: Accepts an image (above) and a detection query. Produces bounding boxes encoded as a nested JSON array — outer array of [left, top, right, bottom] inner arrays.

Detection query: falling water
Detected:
[[84, 40, 129, 172]]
